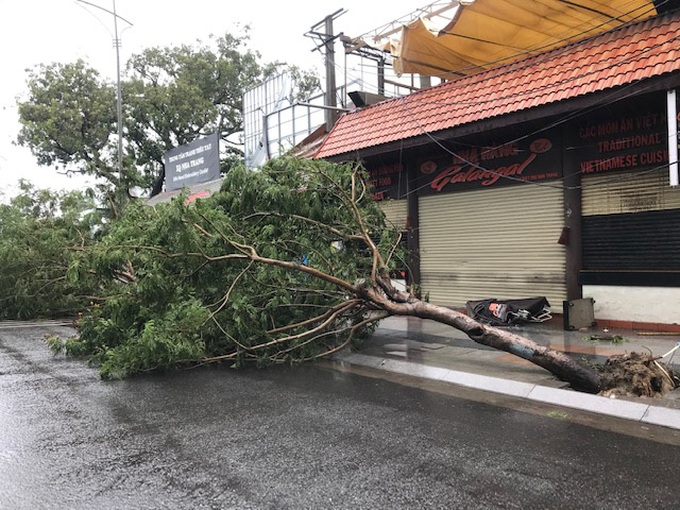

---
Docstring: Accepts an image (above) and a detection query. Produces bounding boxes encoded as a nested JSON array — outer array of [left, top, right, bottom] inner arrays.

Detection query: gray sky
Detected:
[[0, 0, 428, 198]]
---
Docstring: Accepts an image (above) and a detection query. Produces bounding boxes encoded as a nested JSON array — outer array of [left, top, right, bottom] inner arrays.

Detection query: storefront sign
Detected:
[[367, 162, 406, 201], [565, 96, 669, 175], [416, 133, 561, 195]]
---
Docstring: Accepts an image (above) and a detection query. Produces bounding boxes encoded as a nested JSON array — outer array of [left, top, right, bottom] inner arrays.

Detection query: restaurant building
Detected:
[[315, 10, 680, 328]]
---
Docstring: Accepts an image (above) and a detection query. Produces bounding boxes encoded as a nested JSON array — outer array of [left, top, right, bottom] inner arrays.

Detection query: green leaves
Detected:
[[16, 30, 319, 217], [0, 182, 101, 319], [51, 158, 401, 378], [17, 60, 116, 169]]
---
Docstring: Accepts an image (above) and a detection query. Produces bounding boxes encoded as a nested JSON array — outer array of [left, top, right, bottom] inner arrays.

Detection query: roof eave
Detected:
[[321, 72, 680, 162]]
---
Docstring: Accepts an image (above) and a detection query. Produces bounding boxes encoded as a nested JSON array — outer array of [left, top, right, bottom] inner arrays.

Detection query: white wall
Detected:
[[583, 285, 680, 325]]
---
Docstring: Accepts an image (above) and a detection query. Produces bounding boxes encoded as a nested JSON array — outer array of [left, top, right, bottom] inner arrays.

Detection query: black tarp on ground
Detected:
[[466, 297, 551, 326]]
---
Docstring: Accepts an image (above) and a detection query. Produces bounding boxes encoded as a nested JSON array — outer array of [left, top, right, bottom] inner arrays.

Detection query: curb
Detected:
[[333, 351, 680, 431], [0, 320, 74, 330]]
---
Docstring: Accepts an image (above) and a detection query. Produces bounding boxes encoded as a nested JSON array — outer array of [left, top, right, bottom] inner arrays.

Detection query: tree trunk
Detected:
[[367, 281, 602, 394]]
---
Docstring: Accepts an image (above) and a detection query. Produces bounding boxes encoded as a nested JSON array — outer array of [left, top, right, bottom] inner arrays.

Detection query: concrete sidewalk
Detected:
[[333, 316, 680, 431]]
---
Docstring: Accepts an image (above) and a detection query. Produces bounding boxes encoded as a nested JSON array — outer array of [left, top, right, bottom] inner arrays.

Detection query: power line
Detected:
[[395, 87, 678, 197], [338, 0, 672, 98], [313, 3, 679, 195], [405, 0, 659, 77], [332, 5, 680, 183], [403, 31, 680, 110], [311, 0, 672, 101], [422, 74, 672, 161], [311, 0, 674, 121], [343, 57, 680, 195], [316, 45, 677, 198]]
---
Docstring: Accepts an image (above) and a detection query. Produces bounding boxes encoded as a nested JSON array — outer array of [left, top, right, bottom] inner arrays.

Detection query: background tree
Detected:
[[123, 31, 266, 194], [17, 60, 119, 210], [16, 30, 320, 215]]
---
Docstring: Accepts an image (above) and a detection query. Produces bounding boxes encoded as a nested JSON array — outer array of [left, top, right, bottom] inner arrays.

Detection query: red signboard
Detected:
[[416, 132, 562, 195], [367, 162, 406, 201], [564, 93, 669, 176]]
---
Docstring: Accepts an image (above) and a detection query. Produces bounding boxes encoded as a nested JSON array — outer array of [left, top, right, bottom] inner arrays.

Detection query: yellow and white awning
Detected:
[[372, 0, 658, 78]]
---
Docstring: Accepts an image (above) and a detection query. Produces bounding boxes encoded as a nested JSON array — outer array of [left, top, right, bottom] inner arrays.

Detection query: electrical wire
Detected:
[[348, 0, 667, 81], [306, 2, 679, 196], [320, 57, 676, 191], [324, 8, 679, 193], [388, 93, 678, 198], [352, 71, 679, 196], [422, 74, 671, 163], [409, 0, 660, 77], [318, 1, 676, 115], [331, 0, 675, 102], [404, 33, 680, 110]]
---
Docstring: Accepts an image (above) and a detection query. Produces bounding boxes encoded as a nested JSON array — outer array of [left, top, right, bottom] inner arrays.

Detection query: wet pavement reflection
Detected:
[[2, 325, 680, 509]]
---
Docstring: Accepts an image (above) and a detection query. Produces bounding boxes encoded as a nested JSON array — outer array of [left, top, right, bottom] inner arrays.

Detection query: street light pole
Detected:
[[113, 0, 124, 187], [76, 0, 132, 188]]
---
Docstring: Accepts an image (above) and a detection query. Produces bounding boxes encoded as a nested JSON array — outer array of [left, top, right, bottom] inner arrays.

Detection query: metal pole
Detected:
[[324, 15, 337, 131], [113, 0, 123, 187], [76, 0, 132, 188], [378, 58, 385, 96], [344, 50, 348, 108], [668, 89, 678, 187]]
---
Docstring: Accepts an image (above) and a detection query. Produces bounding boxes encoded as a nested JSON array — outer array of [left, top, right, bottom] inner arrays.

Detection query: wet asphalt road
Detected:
[[2, 325, 680, 510]]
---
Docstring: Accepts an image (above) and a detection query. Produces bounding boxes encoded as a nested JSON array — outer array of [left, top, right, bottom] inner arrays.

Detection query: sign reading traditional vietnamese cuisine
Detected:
[[564, 95, 669, 176]]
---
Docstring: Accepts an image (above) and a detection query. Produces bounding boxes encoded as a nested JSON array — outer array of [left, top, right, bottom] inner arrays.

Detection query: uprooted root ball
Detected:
[[598, 352, 679, 398]]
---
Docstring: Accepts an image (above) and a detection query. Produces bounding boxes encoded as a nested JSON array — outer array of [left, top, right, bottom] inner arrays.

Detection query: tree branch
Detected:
[[242, 212, 365, 242], [300, 310, 390, 361], [267, 298, 362, 335], [204, 260, 254, 324]]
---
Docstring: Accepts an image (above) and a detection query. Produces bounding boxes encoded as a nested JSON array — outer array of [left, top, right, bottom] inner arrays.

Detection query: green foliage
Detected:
[[16, 30, 320, 216], [17, 60, 116, 170], [123, 31, 263, 183], [59, 158, 400, 378], [0, 181, 102, 319]]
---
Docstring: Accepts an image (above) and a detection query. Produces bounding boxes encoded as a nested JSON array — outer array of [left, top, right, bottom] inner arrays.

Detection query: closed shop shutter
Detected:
[[419, 185, 566, 308], [378, 199, 408, 230], [582, 168, 680, 274], [582, 168, 680, 216]]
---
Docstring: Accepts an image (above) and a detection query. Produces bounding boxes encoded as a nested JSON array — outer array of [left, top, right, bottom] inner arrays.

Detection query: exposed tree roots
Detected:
[[599, 352, 679, 398]]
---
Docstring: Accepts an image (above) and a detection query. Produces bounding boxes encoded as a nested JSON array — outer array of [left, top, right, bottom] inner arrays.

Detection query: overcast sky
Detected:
[[0, 0, 428, 198]]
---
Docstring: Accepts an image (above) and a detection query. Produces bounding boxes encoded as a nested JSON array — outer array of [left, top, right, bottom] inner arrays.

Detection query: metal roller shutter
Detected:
[[582, 209, 680, 271], [419, 186, 566, 308], [378, 199, 408, 230], [582, 168, 680, 216], [582, 168, 680, 273]]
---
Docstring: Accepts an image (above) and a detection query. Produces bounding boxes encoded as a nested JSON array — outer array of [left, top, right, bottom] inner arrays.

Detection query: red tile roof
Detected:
[[315, 12, 680, 159]]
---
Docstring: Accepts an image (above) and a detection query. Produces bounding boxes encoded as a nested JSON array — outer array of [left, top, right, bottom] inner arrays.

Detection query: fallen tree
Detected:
[[0, 182, 101, 319], [52, 157, 676, 396]]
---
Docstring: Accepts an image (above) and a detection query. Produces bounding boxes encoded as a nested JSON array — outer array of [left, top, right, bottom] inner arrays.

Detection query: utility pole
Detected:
[[324, 14, 338, 130], [306, 9, 346, 132], [377, 57, 386, 96]]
